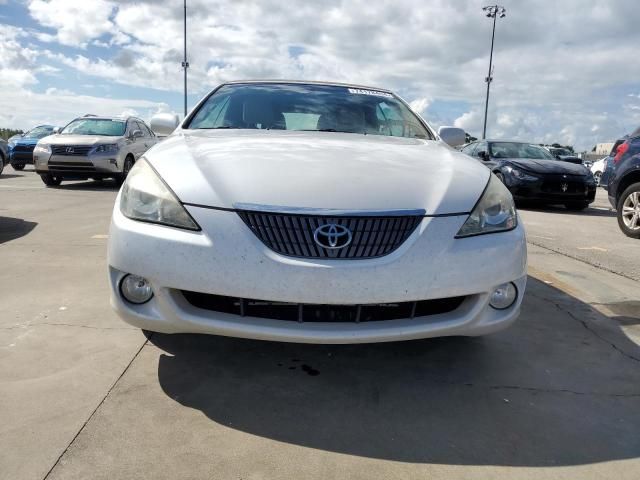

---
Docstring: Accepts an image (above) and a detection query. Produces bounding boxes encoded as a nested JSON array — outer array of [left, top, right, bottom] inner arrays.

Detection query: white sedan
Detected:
[[108, 81, 526, 343]]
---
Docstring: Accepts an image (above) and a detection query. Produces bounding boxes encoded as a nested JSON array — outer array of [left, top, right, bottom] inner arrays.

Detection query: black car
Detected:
[[548, 147, 583, 165], [0, 138, 7, 175], [606, 126, 640, 238], [460, 140, 596, 210]]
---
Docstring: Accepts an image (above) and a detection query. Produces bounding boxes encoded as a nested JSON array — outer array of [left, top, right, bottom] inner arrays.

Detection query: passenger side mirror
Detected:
[[52, 127, 61, 134], [477, 150, 488, 160], [150, 113, 180, 137], [437, 126, 465, 147], [131, 129, 144, 139]]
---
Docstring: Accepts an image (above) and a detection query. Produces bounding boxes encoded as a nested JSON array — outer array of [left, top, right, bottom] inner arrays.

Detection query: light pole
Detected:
[[481, 5, 506, 139], [181, 0, 189, 117]]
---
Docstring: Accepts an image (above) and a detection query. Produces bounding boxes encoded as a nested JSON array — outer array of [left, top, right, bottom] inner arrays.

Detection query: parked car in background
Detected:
[[0, 138, 7, 175], [33, 115, 158, 187], [7, 125, 57, 170], [461, 140, 596, 210], [108, 80, 526, 343], [590, 156, 609, 185], [547, 147, 583, 165], [606, 126, 640, 238]]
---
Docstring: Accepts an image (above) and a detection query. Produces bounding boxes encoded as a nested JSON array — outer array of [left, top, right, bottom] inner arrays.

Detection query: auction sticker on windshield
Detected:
[[347, 88, 393, 97]]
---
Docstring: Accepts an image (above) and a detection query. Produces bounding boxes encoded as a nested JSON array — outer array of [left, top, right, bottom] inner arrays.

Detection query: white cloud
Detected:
[[409, 98, 431, 115], [27, 0, 115, 47]]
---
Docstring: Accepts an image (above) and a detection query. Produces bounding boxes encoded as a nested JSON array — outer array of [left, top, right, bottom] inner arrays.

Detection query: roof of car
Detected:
[[73, 115, 140, 122], [220, 79, 393, 93]]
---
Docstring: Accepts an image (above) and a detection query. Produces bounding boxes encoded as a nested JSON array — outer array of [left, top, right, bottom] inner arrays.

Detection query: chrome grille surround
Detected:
[[236, 206, 424, 259], [51, 145, 93, 156]]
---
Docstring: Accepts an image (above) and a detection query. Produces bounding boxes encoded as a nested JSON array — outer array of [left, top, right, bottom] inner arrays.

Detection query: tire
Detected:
[[12, 163, 25, 171], [565, 202, 590, 211], [40, 174, 62, 187], [593, 171, 602, 186], [617, 183, 640, 239], [0, 156, 4, 176], [116, 156, 134, 186]]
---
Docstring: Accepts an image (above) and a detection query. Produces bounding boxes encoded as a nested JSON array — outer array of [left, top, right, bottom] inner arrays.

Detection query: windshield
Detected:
[[187, 83, 434, 139], [61, 119, 126, 136], [490, 142, 555, 160], [550, 148, 572, 156], [24, 126, 54, 139]]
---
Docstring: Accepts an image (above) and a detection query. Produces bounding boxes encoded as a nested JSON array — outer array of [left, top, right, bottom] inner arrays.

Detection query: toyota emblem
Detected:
[[313, 223, 352, 249]]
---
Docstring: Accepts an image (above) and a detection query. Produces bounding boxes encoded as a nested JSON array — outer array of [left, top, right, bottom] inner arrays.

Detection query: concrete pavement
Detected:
[[1, 167, 639, 479]]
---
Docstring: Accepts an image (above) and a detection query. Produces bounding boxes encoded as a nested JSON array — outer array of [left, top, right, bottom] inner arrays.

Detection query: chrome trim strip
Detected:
[[232, 203, 427, 217]]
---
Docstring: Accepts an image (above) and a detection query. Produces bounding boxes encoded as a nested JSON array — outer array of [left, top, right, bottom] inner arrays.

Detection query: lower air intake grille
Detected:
[[236, 211, 423, 259], [181, 291, 466, 323]]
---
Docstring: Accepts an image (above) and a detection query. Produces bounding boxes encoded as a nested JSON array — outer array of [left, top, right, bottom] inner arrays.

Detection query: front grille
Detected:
[[51, 145, 93, 156], [13, 144, 34, 153], [237, 211, 422, 259], [541, 181, 586, 194], [181, 291, 466, 323], [48, 161, 96, 172]]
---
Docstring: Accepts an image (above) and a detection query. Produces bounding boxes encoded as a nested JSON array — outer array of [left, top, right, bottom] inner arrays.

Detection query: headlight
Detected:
[[456, 174, 517, 238], [120, 158, 200, 231], [93, 143, 119, 153], [504, 165, 538, 181], [8, 140, 16, 148], [34, 144, 51, 155]]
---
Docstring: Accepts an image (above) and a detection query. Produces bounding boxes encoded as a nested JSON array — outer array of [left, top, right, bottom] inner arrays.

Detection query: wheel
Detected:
[[593, 171, 602, 186], [617, 183, 640, 239], [116, 156, 135, 186], [565, 202, 590, 211], [12, 163, 25, 171], [40, 174, 62, 187]]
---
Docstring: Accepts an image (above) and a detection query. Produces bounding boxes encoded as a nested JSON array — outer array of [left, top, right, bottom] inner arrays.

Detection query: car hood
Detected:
[[12, 137, 40, 146], [504, 158, 588, 175], [146, 130, 490, 215], [45, 134, 121, 145]]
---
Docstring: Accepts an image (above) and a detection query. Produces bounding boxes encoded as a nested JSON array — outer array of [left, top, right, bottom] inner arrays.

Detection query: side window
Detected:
[[474, 142, 488, 157], [134, 121, 148, 137], [142, 123, 155, 137], [461, 143, 477, 155]]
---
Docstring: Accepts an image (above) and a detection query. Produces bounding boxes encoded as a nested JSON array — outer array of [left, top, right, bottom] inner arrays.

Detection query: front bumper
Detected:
[[9, 150, 34, 164], [35, 153, 122, 178], [506, 175, 596, 204], [108, 202, 528, 343]]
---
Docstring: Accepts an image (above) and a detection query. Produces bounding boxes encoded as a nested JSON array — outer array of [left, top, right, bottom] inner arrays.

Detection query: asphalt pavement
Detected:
[[1, 166, 639, 480]]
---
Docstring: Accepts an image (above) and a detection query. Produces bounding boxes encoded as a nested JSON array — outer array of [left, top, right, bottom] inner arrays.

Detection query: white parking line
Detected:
[[577, 246, 608, 252]]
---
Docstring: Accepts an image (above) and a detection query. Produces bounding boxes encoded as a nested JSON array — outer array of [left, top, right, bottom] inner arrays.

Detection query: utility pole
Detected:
[[182, 0, 189, 118], [482, 5, 506, 139]]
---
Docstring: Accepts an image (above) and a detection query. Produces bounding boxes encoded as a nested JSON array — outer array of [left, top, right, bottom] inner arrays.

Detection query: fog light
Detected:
[[119, 274, 153, 304], [489, 282, 517, 310]]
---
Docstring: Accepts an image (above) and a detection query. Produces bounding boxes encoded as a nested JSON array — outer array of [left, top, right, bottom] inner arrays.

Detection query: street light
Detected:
[[182, 0, 189, 118], [481, 5, 506, 140]]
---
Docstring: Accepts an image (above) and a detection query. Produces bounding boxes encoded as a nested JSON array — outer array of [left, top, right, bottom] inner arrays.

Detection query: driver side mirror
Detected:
[[477, 150, 489, 160], [52, 127, 61, 134], [150, 113, 180, 137], [437, 126, 465, 147], [131, 129, 144, 139]]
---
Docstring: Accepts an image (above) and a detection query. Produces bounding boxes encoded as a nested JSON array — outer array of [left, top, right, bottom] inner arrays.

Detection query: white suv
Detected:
[[34, 115, 158, 187]]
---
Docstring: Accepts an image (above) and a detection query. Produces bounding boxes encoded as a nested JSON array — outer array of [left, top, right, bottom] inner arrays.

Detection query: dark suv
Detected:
[[607, 126, 640, 238]]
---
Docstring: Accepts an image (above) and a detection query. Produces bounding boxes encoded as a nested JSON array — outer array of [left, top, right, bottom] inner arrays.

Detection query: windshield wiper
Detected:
[[197, 126, 236, 129]]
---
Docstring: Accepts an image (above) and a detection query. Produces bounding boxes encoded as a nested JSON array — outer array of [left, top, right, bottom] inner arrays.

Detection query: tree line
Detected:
[[0, 128, 25, 140]]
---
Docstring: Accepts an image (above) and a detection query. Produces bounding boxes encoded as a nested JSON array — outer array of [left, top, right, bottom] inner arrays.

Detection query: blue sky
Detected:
[[1, 0, 639, 151]]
